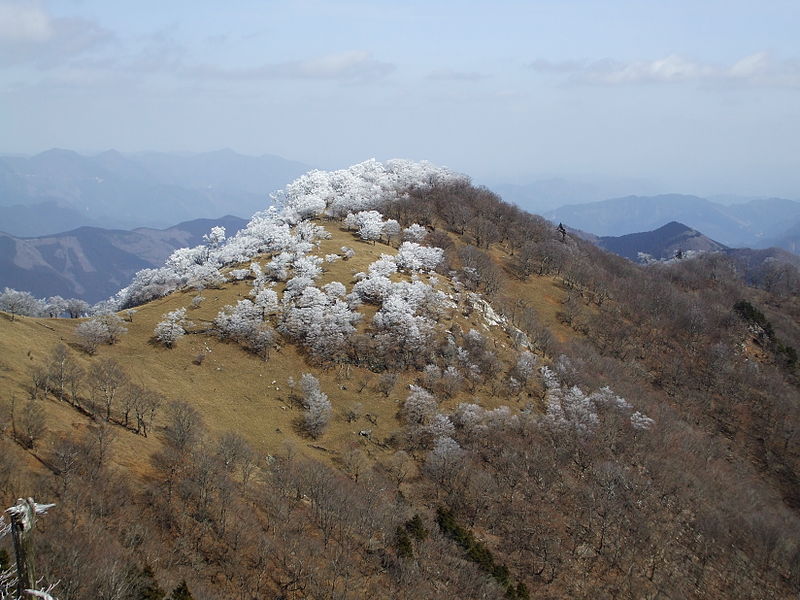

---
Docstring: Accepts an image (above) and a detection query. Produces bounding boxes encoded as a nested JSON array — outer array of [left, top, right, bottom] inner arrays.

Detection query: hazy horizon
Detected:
[[1, 1, 798, 198]]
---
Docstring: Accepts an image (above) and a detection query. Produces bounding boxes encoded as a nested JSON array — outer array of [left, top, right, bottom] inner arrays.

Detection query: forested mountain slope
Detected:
[[597, 221, 727, 261], [0, 161, 799, 599]]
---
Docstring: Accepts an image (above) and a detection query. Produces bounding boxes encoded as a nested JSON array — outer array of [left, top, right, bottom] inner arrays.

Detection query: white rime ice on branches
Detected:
[[630, 411, 656, 430], [100, 160, 462, 311], [395, 242, 443, 273], [203, 226, 226, 254], [540, 366, 655, 433], [452, 403, 517, 435], [348, 254, 452, 354], [425, 435, 463, 476], [298, 373, 332, 438], [214, 300, 262, 339], [322, 282, 347, 299], [214, 299, 275, 358], [279, 286, 362, 359], [0, 288, 45, 319], [344, 210, 386, 243], [251, 288, 279, 316], [402, 223, 428, 242], [401, 385, 438, 424], [277, 159, 466, 219], [153, 308, 192, 347]]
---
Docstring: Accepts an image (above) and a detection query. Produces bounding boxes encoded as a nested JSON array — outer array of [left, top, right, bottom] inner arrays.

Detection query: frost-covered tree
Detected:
[[265, 252, 294, 282], [92, 159, 465, 313], [630, 411, 656, 430], [540, 366, 654, 434], [228, 268, 251, 281], [401, 385, 437, 425], [345, 210, 385, 243], [350, 275, 393, 305], [64, 298, 90, 318], [298, 373, 332, 438], [373, 296, 435, 359], [424, 435, 463, 484], [275, 170, 332, 218], [295, 220, 331, 243], [75, 314, 127, 354], [214, 300, 275, 359], [153, 308, 192, 348], [251, 288, 279, 317], [382, 219, 401, 244], [283, 276, 316, 301], [44, 296, 67, 318], [452, 403, 517, 437], [364, 255, 398, 278], [341, 246, 355, 260], [322, 281, 347, 299], [395, 242, 443, 272], [292, 255, 323, 280], [0, 288, 44, 320], [280, 287, 361, 361], [203, 225, 226, 254], [402, 223, 428, 242], [187, 263, 227, 290], [511, 350, 538, 384]]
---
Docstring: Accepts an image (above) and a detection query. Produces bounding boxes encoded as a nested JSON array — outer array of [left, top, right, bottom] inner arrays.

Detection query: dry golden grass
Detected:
[[0, 224, 568, 483]]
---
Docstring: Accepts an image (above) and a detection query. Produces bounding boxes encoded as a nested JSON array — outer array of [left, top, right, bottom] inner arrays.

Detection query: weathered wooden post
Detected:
[[9, 498, 37, 600], [5, 498, 54, 600]]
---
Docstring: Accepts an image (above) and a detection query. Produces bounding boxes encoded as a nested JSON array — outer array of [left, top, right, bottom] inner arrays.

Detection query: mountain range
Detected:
[[591, 221, 800, 287], [596, 221, 728, 261], [0, 148, 310, 236], [5, 150, 800, 256], [545, 194, 800, 250], [0, 215, 247, 302]]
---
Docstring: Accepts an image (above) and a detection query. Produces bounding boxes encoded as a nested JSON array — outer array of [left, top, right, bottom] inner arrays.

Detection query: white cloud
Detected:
[[0, 1, 52, 43], [0, 1, 114, 68], [590, 54, 714, 84], [728, 51, 769, 79], [530, 52, 800, 88]]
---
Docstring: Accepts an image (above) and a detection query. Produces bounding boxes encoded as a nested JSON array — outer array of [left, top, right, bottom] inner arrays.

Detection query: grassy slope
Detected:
[[0, 223, 568, 486]]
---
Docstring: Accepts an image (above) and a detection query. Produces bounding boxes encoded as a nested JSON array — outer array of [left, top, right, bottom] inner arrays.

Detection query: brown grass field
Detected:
[[0, 224, 567, 489]]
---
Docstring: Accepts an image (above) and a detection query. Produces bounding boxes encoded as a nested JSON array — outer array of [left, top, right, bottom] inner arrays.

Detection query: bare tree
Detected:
[[88, 359, 128, 421], [46, 343, 82, 403], [164, 400, 204, 452], [19, 398, 46, 448]]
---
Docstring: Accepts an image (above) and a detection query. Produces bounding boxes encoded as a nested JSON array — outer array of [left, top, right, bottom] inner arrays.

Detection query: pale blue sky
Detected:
[[1, 0, 799, 196]]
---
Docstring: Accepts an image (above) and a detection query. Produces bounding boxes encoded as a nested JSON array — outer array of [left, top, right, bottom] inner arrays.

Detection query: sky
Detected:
[[1, 0, 799, 197]]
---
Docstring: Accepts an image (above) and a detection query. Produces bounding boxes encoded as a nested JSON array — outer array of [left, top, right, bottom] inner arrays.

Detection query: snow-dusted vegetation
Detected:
[[103, 160, 463, 311], [3, 157, 800, 600]]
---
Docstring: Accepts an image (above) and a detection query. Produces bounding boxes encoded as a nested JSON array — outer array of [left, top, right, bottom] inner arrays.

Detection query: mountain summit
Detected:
[[598, 221, 728, 261]]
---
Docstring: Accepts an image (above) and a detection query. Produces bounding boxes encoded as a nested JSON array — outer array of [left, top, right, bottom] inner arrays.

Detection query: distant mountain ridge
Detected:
[[0, 215, 248, 302], [598, 221, 728, 261], [545, 194, 800, 250], [0, 148, 312, 236], [590, 222, 800, 290]]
